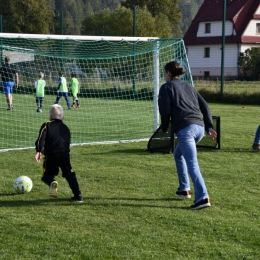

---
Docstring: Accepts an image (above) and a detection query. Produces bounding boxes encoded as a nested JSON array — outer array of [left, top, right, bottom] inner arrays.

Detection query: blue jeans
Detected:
[[253, 125, 260, 144], [174, 124, 209, 203]]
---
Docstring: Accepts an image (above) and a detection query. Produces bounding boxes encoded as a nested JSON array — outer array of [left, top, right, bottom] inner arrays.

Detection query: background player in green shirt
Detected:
[[70, 73, 80, 108], [34, 72, 46, 113], [54, 72, 71, 109]]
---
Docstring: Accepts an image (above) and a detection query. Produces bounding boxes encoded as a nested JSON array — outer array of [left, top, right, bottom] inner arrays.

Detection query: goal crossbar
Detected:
[[0, 33, 159, 42]]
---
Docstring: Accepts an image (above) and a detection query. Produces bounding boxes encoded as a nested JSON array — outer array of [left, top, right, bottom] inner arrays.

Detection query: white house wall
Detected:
[[244, 19, 260, 35], [197, 21, 235, 37], [188, 43, 260, 77], [187, 44, 240, 77]]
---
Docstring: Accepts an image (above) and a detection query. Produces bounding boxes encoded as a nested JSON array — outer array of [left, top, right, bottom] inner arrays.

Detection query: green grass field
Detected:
[[0, 102, 260, 259]]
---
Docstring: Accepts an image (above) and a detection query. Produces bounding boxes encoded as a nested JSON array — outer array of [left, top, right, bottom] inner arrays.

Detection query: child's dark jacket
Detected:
[[35, 119, 70, 154]]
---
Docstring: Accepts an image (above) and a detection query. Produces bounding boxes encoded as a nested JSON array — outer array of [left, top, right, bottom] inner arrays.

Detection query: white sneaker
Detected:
[[49, 181, 58, 199]]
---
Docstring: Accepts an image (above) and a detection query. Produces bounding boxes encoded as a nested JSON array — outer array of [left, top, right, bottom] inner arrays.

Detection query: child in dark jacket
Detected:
[[35, 104, 83, 202]]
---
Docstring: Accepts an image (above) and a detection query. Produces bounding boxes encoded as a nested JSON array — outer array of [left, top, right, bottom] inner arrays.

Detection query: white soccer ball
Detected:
[[13, 176, 33, 193]]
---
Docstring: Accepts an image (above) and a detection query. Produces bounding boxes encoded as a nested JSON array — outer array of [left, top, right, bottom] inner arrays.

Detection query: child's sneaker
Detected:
[[71, 104, 75, 108], [76, 104, 80, 108], [71, 195, 83, 202], [175, 190, 191, 199], [49, 181, 58, 199]]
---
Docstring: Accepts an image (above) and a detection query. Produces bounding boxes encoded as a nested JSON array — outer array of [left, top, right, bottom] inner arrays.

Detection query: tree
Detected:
[[100, 0, 120, 10], [81, 9, 111, 35], [238, 48, 260, 80], [195, 0, 204, 6], [179, 0, 201, 36], [121, 0, 181, 37], [81, 6, 173, 37], [53, 0, 123, 35], [52, 0, 87, 35], [0, 0, 54, 34]]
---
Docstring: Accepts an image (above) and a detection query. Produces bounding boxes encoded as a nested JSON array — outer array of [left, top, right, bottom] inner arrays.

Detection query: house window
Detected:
[[256, 23, 260, 34], [205, 23, 211, 33], [204, 47, 210, 58], [204, 71, 210, 78]]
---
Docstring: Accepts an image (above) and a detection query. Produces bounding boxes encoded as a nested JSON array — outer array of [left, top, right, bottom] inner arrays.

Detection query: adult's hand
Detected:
[[208, 130, 217, 140]]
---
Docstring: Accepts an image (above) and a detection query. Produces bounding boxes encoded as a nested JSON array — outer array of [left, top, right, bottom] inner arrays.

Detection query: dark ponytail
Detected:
[[164, 61, 186, 78]]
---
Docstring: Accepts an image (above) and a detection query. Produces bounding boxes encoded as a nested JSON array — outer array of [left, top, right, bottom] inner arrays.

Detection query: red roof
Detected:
[[183, 0, 260, 45]]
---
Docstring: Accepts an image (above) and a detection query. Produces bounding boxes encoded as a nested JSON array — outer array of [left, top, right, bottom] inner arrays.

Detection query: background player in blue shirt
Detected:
[[0, 56, 19, 110]]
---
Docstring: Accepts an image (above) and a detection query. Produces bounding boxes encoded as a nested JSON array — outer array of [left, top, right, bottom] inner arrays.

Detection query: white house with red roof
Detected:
[[183, 0, 260, 79]]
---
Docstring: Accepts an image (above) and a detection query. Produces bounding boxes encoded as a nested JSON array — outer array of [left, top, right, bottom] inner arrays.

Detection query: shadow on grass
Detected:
[[82, 147, 221, 156], [211, 148, 257, 152], [81, 148, 151, 156], [125, 148, 220, 154], [0, 195, 191, 210]]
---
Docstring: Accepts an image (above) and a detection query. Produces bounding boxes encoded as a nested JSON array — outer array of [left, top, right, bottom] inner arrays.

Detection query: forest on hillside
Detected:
[[47, 0, 204, 36], [0, 0, 204, 37]]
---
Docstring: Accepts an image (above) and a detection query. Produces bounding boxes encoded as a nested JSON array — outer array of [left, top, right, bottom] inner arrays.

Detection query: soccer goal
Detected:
[[0, 33, 193, 151]]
